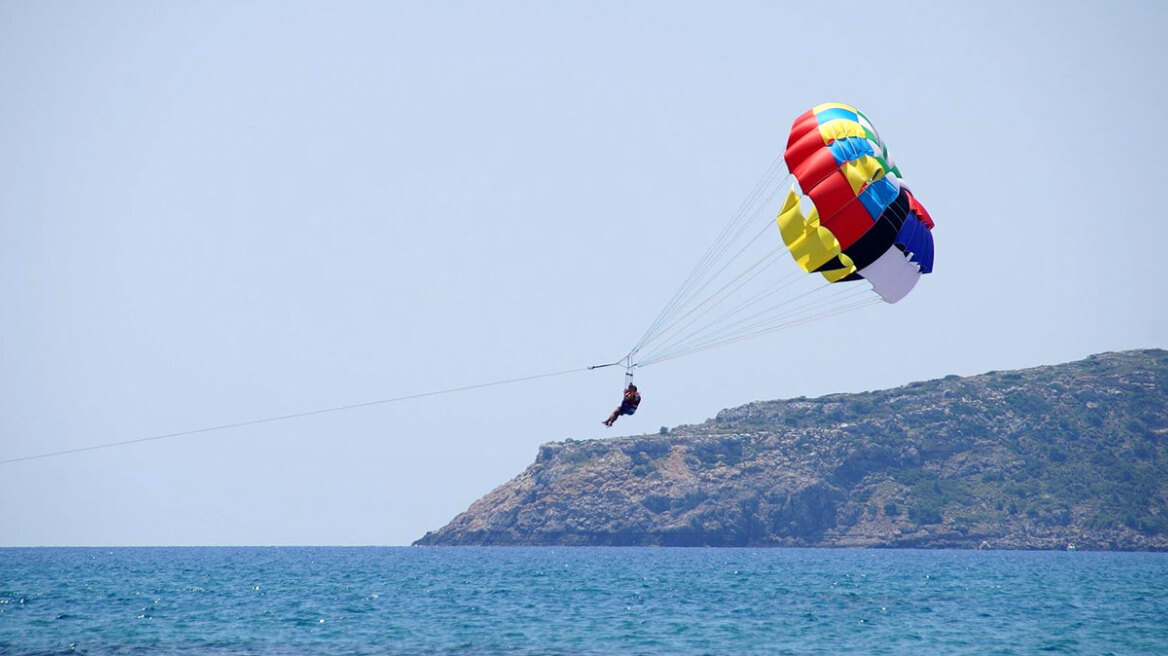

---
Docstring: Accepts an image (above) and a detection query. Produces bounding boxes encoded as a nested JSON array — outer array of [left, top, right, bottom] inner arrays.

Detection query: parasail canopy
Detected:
[[779, 102, 935, 303], [623, 102, 937, 368]]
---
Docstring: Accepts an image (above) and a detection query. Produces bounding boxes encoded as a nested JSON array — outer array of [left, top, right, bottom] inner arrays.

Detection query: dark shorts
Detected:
[[620, 404, 638, 416]]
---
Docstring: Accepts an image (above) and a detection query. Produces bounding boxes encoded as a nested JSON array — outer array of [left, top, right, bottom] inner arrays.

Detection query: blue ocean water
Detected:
[[1, 547, 1166, 655]]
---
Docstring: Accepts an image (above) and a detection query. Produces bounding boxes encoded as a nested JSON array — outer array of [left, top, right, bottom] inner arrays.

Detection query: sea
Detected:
[[1, 547, 1166, 655]]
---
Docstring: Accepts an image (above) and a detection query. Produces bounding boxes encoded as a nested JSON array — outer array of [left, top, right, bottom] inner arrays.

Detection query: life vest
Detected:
[[621, 392, 641, 414]]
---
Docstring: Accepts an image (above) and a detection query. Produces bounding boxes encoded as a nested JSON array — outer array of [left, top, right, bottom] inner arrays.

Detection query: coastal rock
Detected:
[[416, 349, 1168, 550]]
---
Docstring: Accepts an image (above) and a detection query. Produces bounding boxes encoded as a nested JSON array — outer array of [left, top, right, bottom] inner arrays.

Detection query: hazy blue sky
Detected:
[[3, 1, 1166, 546]]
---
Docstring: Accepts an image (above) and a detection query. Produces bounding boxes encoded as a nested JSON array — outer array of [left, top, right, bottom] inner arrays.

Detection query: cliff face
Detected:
[[415, 350, 1168, 550]]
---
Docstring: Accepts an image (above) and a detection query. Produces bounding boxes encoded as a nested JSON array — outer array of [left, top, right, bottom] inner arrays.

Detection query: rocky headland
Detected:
[[416, 350, 1168, 550]]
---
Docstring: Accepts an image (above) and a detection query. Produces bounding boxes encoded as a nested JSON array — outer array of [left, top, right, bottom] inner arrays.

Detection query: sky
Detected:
[[2, 1, 1166, 547]]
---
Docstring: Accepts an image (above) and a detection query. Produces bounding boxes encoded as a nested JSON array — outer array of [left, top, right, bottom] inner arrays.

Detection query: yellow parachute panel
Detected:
[[822, 253, 855, 283], [811, 101, 858, 114], [841, 155, 886, 195], [776, 188, 856, 281], [817, 118, 867, 144]]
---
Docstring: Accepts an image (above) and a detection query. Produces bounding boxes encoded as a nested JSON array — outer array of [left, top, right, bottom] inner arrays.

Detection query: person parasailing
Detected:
[[603, 382, 641, 427]]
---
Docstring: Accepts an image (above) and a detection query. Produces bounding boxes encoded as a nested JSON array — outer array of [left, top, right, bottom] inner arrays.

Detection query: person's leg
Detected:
[[604, 407, 620, 426]]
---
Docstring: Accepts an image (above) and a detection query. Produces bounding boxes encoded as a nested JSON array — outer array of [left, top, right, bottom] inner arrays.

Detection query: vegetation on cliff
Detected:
[[416, 350, 1168, 550]]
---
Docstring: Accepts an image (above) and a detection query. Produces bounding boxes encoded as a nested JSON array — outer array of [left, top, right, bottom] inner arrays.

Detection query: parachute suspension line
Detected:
[[629, 127, 929, 370], [674, 184, 923, 356], [636, 295, 883, 367], [656, 174, 791, 339], [629, 159, 793, 358], [634, 281, 871, 366], [694, 284, 875, 351], [635, 221, 783, 348], [632, 244, 791, 359], [640, 287, 880, 364], [631, 174, 792, 360], [629, 140, 873, 363], [629, 201, 776, 358], [632, 267, 821, 364], [631, 181, 924, 366], [634, 171, 921, 363]]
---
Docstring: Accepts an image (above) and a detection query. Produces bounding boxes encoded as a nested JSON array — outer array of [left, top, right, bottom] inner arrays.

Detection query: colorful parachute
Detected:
[[625, 102, 936, 367], [779, 103, 934, 303]]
